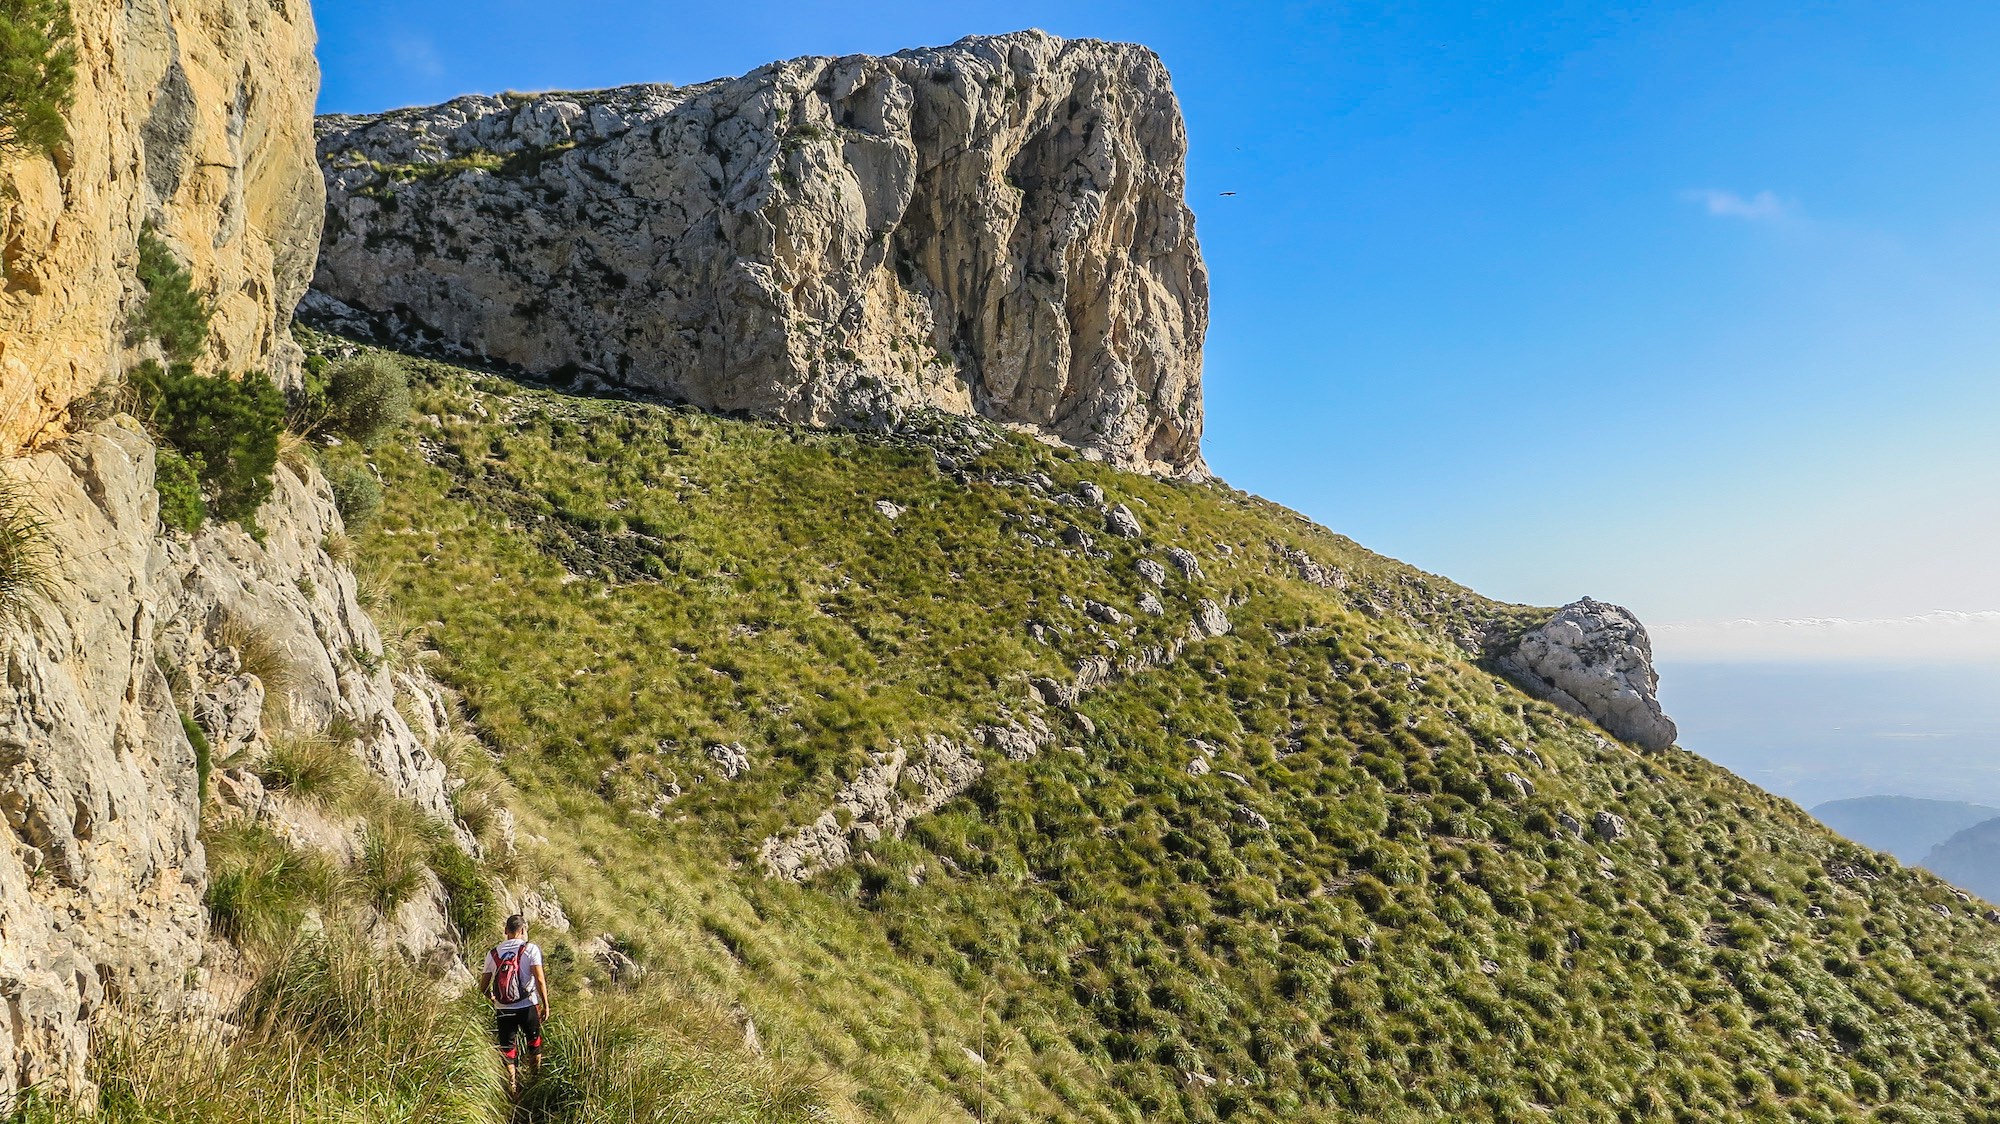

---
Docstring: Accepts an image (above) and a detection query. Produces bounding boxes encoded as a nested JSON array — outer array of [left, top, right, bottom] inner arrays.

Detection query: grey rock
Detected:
[[1166, 546, 1203, 582], [707, 742, 752, 779], [1077, 482, 1106, 506], [1282, 547, 1342, 589], [873, 500, 906, 520], [1061, 526, 1095, 551], [1104, 504, 1143, 540], [1592, 811, 1627, 843], [1557, 812, 1584, 838], [1190, 599, 1231, 640], [312, 31, 1209, 478], [1502, 772, 1533, 798], [1137, 558, 1167, 587], [1138, 593, 1165, 617], [1493, 599, 1678, 751], [1084, 600, 1126, 625], [760, 736, 984, 880], [1187, 757, 1211, 777]]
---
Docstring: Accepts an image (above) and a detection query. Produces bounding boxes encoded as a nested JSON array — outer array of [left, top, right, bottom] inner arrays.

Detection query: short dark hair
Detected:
[[505, 913, 526, 935]]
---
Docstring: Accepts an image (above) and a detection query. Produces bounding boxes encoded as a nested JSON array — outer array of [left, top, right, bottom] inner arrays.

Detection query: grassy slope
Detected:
[[321, 332, 2000, 1123]]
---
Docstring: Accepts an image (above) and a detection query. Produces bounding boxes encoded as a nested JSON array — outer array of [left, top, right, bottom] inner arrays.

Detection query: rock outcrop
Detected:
[[1492, 598, 1678, 751], [309, 30, 1208, 476], [0, 0, 325, 456], [0, 421, 463, 1095]]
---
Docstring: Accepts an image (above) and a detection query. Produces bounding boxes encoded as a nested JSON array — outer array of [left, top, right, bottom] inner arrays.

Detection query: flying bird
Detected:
[[1219, 191, 1237, 197]]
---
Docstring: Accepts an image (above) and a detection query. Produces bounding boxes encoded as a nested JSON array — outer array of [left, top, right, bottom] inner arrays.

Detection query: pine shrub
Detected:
[[153, 447, 206, 533], [0, 0, 74, 158], [132, 229, 211, 365], [130, 360, 283, 523], [326, 464, 382, 527]]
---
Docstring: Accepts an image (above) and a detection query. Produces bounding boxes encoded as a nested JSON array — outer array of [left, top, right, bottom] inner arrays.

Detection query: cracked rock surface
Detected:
[[310, 30, 1208, 477]]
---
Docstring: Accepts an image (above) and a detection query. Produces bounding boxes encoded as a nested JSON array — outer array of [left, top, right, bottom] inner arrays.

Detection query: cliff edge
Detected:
[[309, 31, 1209, 477]]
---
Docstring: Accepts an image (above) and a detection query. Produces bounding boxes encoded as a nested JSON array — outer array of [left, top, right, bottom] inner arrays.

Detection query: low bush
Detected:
[[180, 714, 211, 804], [130, 361, 283, 524], [212, 615, 294, 724], [327, 464, 383, 527], [132, 229, 210, 365], [0, 0, 75, 158], [296, 354, 411, 446], [204, 822, 337, 950]]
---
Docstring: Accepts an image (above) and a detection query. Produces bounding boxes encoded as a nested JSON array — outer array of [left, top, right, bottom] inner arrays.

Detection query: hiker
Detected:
[[482, 913, 550, 1099]]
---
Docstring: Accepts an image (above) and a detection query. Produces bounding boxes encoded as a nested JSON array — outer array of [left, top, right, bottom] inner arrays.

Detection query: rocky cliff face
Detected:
[[1492, 598, 1679, 752], [0, 421, 462, 1096], [309, 31, 1208, 477], [0, 0, 324, 456]]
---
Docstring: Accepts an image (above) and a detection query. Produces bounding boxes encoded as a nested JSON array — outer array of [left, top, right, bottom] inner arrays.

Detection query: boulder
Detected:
[[1492, 599, 1677, 751]]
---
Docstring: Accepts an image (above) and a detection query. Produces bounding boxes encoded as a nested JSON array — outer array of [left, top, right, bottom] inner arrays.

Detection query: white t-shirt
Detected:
[[485, 938, 543, 1010]]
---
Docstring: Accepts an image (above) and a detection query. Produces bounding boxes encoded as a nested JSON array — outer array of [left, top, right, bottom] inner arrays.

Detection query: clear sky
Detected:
[[314, 0, 2000, 664]]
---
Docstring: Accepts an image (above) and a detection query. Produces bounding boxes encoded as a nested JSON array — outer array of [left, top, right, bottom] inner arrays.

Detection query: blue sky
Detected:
[[315, 1, 2000, 662]]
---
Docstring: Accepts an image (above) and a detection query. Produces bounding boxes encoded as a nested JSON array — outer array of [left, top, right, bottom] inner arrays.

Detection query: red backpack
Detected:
[[492, 941, 529, 1004]]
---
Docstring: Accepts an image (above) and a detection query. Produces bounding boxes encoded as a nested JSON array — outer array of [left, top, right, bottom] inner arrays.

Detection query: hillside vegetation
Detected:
[[125, 328, 2000, 1122]]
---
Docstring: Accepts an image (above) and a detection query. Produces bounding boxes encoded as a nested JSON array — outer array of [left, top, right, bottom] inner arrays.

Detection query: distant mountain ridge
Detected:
[[1925, 818, 2000, 903], [1813, 795, 2000, 863]]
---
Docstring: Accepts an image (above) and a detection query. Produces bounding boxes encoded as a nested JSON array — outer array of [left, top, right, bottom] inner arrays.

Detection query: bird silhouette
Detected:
[[1219, 191, 1237, 197]]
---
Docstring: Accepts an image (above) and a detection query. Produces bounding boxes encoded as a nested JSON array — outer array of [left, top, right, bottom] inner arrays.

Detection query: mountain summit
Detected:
[[309, 31, 1209, 477]]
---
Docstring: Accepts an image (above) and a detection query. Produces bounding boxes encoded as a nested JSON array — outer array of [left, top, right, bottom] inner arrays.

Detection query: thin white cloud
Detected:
[[390, 34, 446, 81], [1682, 188, 1792, 222], [1654, 610, 2000, 662]]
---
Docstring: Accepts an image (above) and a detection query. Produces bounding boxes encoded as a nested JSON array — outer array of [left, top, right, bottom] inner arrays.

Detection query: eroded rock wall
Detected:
[[0, 0, 324, 455], [310, 30, 1208, 476], [0, 421, 462, 1096]]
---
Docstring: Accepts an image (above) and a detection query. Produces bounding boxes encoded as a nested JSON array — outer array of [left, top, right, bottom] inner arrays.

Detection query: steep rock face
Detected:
[[309, 31, 1208, 476], [1493, 598, 1678, 751], [0, 422, 459, 1096], [0, 0, 324, 455]]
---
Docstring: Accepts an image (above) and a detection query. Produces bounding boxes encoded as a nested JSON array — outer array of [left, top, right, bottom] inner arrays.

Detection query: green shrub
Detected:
[[427, 838, 494, 941], [0, 0, 75, 158], [132, 229, 210, 365], [213, 615, 294, 724], [154, 448, 206, 533], [326, 464, 382, 528], [0, 477, 50, 620], [180, 713, 212, 804], [130, 360, 283, 523], [300, 354, 410, 446]]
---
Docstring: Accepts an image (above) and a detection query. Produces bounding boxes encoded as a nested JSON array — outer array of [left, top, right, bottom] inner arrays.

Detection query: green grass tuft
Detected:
[[0, 0, 74, 158]]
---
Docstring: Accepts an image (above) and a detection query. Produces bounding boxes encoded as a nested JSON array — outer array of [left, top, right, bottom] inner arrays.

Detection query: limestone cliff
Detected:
[[309, 31, 1208, 477], [0, 422, 464, 1096], [0, 0, 324, 456]]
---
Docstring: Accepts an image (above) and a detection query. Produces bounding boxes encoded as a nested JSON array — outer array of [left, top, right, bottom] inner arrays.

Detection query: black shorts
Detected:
[[495, 1005, 543, 1060]]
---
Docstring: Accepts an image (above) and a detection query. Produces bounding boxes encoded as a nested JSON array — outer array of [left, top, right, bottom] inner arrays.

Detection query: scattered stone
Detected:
[[707, 742, 752, 779], [1138, 593, 1165, 616], [1502, 772, 1533, 798], [1557, 812, 1584, 838], [1236, 806, 1272, 831], [1592, 811, 1627, 843], [1282, 547, 1341, 588], [1085, 600, 1126, 625], [1077, 481, 1106, 506], [1105, 504, 1143, 539], [1137, 558, 1167, 586], [1166, 546, 1203, 581], [1190, 599, 1232, 639], [874, 500, 905, 520], [1187, 757, 1211, 777], [1061, 526, 1094, 550]]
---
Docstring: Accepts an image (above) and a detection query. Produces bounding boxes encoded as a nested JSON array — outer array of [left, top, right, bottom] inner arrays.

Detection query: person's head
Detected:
[[505, 913, 526, 938]]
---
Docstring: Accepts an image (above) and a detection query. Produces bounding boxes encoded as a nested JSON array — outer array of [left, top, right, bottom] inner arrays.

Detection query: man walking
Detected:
[[482, 913, 550, 1100]]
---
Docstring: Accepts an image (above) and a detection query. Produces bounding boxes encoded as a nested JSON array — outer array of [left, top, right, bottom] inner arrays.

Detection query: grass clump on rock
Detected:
[[0, 475, 50, 620]]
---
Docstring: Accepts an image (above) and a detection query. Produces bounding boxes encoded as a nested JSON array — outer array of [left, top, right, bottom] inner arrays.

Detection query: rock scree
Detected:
[[308, 30, 1208, 477]]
